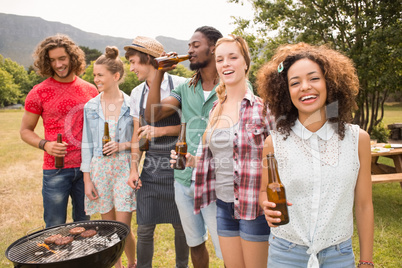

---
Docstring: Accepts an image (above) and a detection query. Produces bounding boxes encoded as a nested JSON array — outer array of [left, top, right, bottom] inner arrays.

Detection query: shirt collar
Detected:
[[243, 87, 255, 106], [292, 119, 336, 141], [144, 72, 170, 92]]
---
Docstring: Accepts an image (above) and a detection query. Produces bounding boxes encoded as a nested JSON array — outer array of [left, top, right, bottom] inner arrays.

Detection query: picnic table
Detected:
[[371, 143, 402, 190]]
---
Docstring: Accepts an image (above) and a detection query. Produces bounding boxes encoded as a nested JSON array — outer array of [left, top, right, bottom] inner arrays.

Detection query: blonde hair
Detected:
[[203, 35, 251, 145]]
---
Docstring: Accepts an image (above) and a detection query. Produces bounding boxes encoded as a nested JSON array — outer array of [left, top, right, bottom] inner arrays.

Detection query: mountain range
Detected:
[[0, 13, 189, 68]]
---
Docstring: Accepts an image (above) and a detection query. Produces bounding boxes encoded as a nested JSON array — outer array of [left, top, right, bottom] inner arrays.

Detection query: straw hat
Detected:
[[124, 36, 164, 58]]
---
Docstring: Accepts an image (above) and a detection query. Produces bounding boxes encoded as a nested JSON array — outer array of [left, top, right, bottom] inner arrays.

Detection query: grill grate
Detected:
[[7, 221, 128, 265]]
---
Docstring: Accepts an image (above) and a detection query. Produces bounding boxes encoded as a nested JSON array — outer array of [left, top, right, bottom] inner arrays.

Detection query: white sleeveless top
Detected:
[[271, 120, 360, 268]]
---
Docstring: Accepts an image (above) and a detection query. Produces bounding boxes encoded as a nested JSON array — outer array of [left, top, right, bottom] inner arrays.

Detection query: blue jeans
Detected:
[[42, 168, 89, 227], [216, 199, 270, 242], [268, 235, 355, 268]]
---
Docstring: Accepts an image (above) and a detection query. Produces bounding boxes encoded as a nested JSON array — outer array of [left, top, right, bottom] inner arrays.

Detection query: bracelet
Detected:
[[38, 139, 48, 151], [358, 260, 374, 267]]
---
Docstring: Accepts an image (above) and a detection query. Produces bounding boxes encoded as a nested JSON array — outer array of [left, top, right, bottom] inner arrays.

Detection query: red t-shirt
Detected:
[[25, 77, 98, 169]]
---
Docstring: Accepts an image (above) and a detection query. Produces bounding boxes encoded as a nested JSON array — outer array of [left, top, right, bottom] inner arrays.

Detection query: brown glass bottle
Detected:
[[138, 116, 149, 151], [155, 55, 190, 70], [266, 153, 289, 226], [102, 122, 111, 156], [174, 123, 187, 170], [55, 133, 64, 169]]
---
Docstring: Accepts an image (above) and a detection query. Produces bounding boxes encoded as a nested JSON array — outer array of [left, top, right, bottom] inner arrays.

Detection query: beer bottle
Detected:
[[138, 116, 149, 151], [102, 122, 111, 156], [55, 133, 64, 169], [174, 123, 187, 170], [155, 54, 190, 70], [266, 153, 289, 226]]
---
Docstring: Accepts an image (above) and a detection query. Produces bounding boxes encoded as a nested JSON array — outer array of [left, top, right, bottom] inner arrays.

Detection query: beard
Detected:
[[190, 60, 209, 71], [53, 67, 72, 79], [189, 48, 212, 71]]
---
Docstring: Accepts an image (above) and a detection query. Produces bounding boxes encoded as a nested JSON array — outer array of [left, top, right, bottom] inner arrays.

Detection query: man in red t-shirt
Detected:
[[20, 35, 98, 227]]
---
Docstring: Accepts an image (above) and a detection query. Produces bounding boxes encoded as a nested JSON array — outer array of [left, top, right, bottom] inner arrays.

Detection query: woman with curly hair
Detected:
[[257, 43, 374, 268]]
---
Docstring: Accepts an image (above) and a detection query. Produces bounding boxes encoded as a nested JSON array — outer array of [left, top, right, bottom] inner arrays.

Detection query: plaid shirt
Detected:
[[194, 89, 275, 220]]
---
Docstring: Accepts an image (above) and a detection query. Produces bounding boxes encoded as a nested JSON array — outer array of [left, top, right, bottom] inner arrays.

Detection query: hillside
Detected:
[[0, 13, 188, 68]]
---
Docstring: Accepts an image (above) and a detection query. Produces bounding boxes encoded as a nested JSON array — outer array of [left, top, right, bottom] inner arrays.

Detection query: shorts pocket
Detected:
[[338, 239, 353, 255], [269, 235, 296, 252], [43, 169, 62, 178]]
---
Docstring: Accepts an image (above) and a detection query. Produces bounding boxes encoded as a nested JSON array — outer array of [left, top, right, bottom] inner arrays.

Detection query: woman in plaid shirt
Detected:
[[171, 35, 275, 268]]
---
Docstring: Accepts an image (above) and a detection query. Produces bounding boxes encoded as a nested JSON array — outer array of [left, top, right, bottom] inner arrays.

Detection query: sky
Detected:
[[0, 0, 255, 41]]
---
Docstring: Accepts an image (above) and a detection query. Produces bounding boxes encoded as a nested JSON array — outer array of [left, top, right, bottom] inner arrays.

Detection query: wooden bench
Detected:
[[388, 123, 402, 140], [371, 173, 402, 190]]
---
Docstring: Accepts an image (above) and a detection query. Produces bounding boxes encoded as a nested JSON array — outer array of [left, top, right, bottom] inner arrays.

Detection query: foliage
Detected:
[[1, 57, 33, 96], [168, 64, 194, 78], [119, 64, 141, 95], [80, 46, 102, 66], [0, 69, 21, 107], [370, 122, 391, 143], [230, 0, 402, 135]]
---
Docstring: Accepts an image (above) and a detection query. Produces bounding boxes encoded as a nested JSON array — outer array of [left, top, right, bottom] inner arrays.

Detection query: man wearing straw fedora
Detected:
[[125, 36, 189, 268], [144, 26, 224, 268]]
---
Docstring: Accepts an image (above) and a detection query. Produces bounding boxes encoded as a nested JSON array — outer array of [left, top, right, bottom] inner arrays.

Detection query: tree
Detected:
[[1, 58, 31, 96], [0, 69, 21, 107], [168, 64, 194, 78], [230, 0, 402, 133], [80, 46, 102, 65]]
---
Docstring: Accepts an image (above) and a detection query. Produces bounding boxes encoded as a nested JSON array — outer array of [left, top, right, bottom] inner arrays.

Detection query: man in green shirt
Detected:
[[144, 26, 223, 268]]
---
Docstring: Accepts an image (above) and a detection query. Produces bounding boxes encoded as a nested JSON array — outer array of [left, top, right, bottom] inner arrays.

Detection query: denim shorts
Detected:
[[268, 235, 355, 268], [216, 199, 270, 242], [42, 168, 89, 228]]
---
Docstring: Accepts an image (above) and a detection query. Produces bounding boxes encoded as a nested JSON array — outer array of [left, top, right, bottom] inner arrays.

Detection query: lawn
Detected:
[[0, 110, 222, 268], [1, 106, 401, 267]]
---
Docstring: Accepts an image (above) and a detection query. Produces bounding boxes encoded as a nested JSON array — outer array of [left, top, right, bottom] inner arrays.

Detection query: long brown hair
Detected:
[[33, 34, 87, 77]]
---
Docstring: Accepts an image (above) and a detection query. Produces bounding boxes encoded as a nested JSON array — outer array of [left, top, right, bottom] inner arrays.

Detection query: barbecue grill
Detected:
[[5, 220, 130, 268]]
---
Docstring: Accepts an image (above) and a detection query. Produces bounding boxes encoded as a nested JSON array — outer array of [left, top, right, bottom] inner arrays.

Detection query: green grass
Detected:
[[0, 110, 222, 268], [381, 102, 402, 127], [1, 105, 401, 267]]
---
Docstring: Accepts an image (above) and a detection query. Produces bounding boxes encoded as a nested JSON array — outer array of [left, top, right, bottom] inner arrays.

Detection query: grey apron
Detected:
[[137, 74, 182, 225]]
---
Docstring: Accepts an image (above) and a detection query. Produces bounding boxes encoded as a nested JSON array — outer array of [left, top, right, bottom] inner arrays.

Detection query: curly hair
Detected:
[[95, 46, 125, 83], [33, 34, 87, 77], [256, 43, 359, 139]]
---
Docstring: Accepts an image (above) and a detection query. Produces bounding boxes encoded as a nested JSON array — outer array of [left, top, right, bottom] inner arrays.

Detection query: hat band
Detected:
[[132, 43, 146, 49]]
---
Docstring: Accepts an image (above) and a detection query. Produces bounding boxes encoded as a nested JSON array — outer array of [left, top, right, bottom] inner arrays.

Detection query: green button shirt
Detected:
[[170, 79, 218, 186]]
